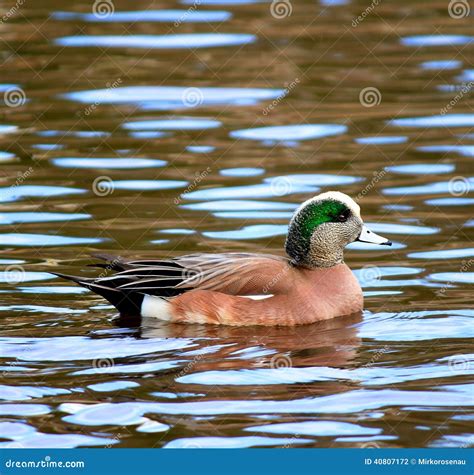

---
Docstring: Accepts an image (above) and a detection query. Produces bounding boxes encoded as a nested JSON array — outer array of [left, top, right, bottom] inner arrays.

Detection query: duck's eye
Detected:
[[333, 209, 350, 223]]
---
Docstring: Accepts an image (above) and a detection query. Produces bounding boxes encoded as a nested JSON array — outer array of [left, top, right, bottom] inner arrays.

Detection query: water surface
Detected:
[[0, 0, 472, 449]]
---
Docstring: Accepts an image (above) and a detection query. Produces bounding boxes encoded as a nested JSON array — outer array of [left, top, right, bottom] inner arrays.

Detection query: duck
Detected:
[[54, 191, 391, 326]]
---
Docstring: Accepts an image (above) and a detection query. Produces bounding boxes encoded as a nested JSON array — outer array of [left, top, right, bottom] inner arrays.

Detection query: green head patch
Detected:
[[299, 200, 350, 241], [285, 199, 351, 263]]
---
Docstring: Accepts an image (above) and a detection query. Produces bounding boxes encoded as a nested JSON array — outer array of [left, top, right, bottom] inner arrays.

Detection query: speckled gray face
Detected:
[[285, 192, 391, 268]]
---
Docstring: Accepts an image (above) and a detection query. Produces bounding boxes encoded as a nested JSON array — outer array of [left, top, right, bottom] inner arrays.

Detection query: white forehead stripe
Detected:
[[295, 191, 361, 218]]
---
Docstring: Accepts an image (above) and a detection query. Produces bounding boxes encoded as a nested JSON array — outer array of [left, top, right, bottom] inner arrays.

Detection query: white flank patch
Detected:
[[141, 295, 173, 321], [240, 294, 274, 300]]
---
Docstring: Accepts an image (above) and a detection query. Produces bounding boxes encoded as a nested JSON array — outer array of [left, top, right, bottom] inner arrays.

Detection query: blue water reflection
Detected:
[[53, 10, 232, 23], [56, 34, 256, 49]]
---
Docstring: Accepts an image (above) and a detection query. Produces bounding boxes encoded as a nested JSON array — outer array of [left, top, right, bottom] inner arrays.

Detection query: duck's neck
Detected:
[[293, 250, 344, 269], [286, 233, 344, 269]]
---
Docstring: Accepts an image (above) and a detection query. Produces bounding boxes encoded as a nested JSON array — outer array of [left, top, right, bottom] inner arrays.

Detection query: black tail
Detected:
[[87, 253, 130, 272], [51, 272, 144, 316]]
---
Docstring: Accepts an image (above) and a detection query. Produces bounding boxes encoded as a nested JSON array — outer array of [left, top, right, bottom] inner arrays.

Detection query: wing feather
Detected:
[[89, 252, 288, 298]]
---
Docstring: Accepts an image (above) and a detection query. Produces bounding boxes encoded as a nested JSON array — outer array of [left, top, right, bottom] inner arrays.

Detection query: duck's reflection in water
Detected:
[[135, 311, 362, 370]]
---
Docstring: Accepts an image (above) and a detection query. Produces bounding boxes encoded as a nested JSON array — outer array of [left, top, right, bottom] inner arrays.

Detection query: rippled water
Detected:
[[0, 0, 472, 449]]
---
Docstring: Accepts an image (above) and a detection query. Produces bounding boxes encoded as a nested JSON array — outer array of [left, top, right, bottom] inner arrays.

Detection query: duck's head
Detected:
[[285, 191, 391, 269]]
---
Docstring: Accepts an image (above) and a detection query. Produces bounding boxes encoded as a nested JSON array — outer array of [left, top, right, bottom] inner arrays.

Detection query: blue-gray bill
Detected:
[[357, 225, 392, 246]]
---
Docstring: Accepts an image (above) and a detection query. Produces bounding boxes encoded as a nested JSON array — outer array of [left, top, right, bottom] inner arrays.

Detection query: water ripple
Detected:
[[56, 34, 256, 49], [62, 86, 285, 109], [52, 158, 167, 169], [54, 9, 232, 23]]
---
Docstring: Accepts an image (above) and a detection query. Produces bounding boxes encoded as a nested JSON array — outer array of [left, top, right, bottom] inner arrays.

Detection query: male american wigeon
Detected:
[[55, 191, 391, 326]]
